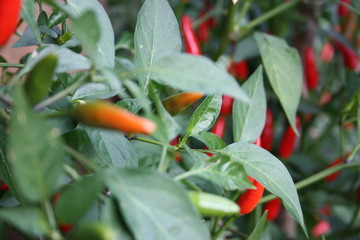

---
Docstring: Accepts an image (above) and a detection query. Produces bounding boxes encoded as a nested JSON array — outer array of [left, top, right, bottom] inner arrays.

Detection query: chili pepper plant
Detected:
[[0, 0, 360, 239]]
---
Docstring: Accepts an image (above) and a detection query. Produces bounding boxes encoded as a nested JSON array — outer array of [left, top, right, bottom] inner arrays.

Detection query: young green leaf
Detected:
[[255, 32, 302, 135], [134, 0, 181, 90], [194, 132, 226, 150], [72, 83, 119, 100], [233, 66, 266, 143], [106, 169, 210, 240], [22, 0, 42, 44], [183, 94, 221, 143], [247, 211, 268, 240], [9, 88, 65, 202], [220, 142, 306, 233]]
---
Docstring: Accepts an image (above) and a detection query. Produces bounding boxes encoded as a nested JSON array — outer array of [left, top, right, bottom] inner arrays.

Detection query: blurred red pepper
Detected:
[[278, 116, 301, 159], [260, 109, 274, 151], [170, 136, 182, 163], [324, 154, 348, 182], [0, 183, 9, 191], [0, 0, 22, 46], [263, 198, 282, 221], [304, 47, 319, 90], [312, 220, 331, 237], [220, 95, 234, 116], [211, 115, 227, 139], [335, 41, 359, 71], [338, 0, 351, 17], [181, 15, 202, 55], [228, 60, 249, 81], [59, 223, 73, 233], [319, 92, 332, 106], [320, 42, 335, 63]]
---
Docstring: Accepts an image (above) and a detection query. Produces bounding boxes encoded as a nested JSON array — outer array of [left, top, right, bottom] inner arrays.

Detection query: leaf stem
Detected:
[[43, 200, 62, 240], [132, 136, 165, 147], [64, 145, 99, 172], [239, 0, 301, 36], [0, 63, 25, 68], [212, 215, 238, 239], [63, 164, 80, 180], [259, 161, 360, 204]]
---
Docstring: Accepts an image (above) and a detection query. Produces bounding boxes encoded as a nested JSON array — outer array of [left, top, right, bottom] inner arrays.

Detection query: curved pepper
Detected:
[[304, 47, 319, 90], [278, 116, 301, 159], [237, 176, 265, 215], [220, 95, 234, 116], [162, 92, 204, 116], [260, 109, 274, 151], [181, 15, 202, 55], [335, 41, 359, 71], [73, 101, 156, 134], [0, 0, 22, 46], [189, 191, 239, 217]]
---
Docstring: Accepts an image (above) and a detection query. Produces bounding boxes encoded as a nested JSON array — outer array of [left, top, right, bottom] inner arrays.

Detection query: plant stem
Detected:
[[63, 164, 80, 180], [157, 145, 169, 172], [34, 78, 86, 112], [239, 0, 301, 36], [233, 0, 253, 34], [43, 200, 62, 240], [259, 161, 360, 204], [132, 136, 165, 147], [0, 94, 12, 107], [0, 63, 25, 68], [213, 1, 238, 61], [212, 215, 238, 239], [64, 145, 99, 172]]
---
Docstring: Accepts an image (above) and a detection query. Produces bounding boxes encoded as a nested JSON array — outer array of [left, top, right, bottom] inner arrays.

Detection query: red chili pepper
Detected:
[[335, 41, 359, 71], [260, 110, 274, 151], [220, 95, 234, 116], [211, 115, 227, 139], [263, 198, 282, 221], [181, 15, 202, 55], [170, 136, 182, 163], [312, 220, 331, 237], [320, 42, 335, 63], [338, 0, 351, 17], [228, 60, 249, 81], [253, 137, 261, 147], [278, 116, 301, 159], [0, 0, 22, 46], [324, 154, 347, 182], [238, 176, 265, 215], [304, 47, 319, 90], [59, 223, 73, 233], [0, 183, 9, 191]]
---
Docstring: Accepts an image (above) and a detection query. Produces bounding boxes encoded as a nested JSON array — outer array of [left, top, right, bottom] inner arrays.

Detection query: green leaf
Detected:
[[184, 95, 222, 142], [106, 169, 210, 240], [83, 127, 138, 168], [24, 54, 58, 105], [255, 32, 302, 134], [220, 142, 305, 232], [181, 155, 252, 191], [148, 54, 249, 101], [0, 207, 48, 236], [55, 175, 103, 224], [233, 66, 266, 143], [22, 0, 42, 44], [194, 132, 226, 150], [72, 83, 119, 100], [247, 211, 268, 240], [134, 0, 181, 90], [65, 0, 115, 69], [9, 88, 65, 202], [116, 99, 142, 114]]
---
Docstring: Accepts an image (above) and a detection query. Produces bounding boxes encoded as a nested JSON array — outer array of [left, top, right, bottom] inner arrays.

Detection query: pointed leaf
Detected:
[[233, 66, 266, 142], [134, 0, 181, 90], [248, 211, 268, 240], [9, 88, 65, 202], [22, 0, 42, 44], [106, 169, 210, 240], [194, 132, 226, 150], [148, 54, 249, 101], [220, 142, 305, 232], [255, 32, 302, 134]]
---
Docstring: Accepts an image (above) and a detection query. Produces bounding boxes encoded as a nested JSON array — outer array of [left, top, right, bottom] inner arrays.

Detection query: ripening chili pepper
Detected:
[[73, 101, 156, 135], [338, 0, 351, 17], [189, 191, 240, 217], [237, 176, 265, 215], [335, 41, 359, 71], [304, 47, 319, 90], [263, 198, 281, 221], [228, 60, 249, 81], [320, 42, 335, 63], [0, 0, 22, 47], [162, 92, 204, 116], [260, 110, 274, 151], [324, 154, 348, 182], [181, 15, 202, 55], [312, 220, 331, 237], [278, 116, 301, 159], [211, 115, 227, 139], [220, 95, 234, 116]]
